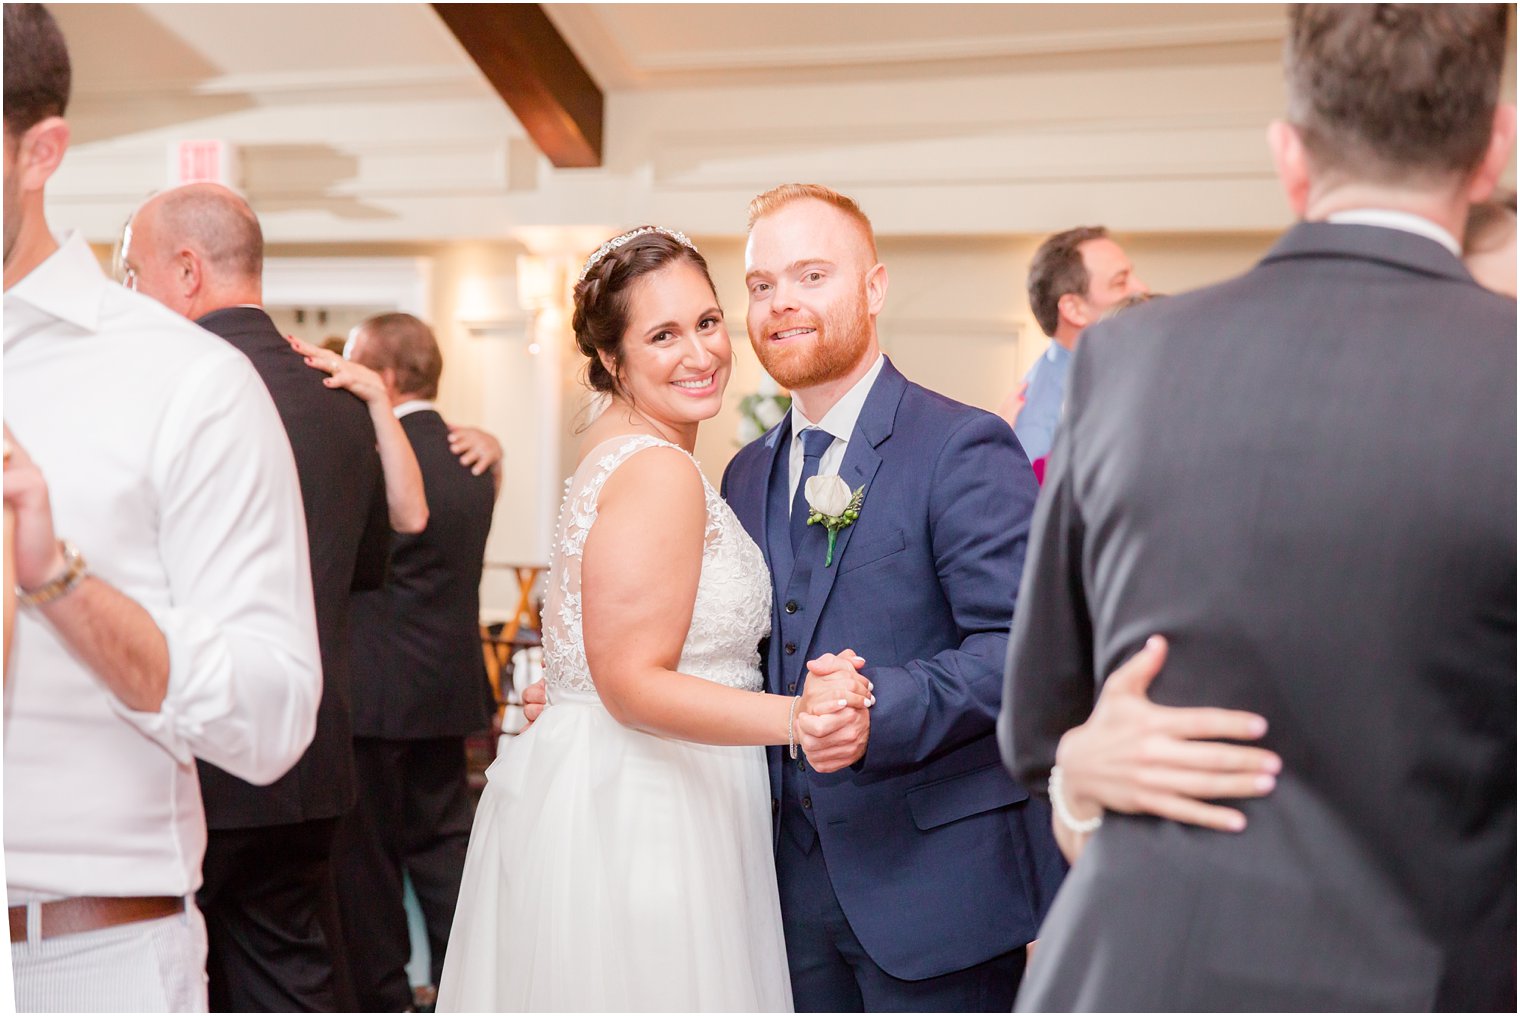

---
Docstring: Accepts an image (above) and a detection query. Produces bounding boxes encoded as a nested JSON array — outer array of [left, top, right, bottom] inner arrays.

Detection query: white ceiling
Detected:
[[545, 3, 1286, 89], [51, 4, 501, 146], [58, 4, 475, 88], [42, 4, 1507, 245], [53, 3, 1289, 111]]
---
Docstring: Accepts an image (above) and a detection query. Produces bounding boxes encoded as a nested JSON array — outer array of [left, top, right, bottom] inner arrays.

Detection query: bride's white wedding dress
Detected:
[[436, 434, 793, 1013]]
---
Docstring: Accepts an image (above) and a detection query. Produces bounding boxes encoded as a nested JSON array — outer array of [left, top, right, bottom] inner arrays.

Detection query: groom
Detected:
[[722, 184, 1066, 1011]]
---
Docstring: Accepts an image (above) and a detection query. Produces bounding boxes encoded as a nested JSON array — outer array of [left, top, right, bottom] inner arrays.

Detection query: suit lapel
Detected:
[[762, 416, 795, 584], [750, 418, 793, 696], [792, 358, 906, 661]]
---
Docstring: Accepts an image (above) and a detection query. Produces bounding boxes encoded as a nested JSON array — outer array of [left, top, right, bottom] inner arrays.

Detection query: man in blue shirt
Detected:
[[1014, 227, 1147, 461]]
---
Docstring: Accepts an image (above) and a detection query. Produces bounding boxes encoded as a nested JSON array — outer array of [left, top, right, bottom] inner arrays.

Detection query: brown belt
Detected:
[[8, 895, 184, 943]]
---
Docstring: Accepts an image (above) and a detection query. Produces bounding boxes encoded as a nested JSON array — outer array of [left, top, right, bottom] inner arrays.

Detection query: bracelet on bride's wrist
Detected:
[[1049, 764, 1103, 835], [787, 695, 802, 760]]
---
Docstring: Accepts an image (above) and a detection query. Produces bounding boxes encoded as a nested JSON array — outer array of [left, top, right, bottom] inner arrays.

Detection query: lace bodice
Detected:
[[542, 434, 772, 698]]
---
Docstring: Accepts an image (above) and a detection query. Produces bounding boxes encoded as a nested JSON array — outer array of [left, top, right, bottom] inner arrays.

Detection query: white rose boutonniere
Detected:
[[804, 475, 865, 567]]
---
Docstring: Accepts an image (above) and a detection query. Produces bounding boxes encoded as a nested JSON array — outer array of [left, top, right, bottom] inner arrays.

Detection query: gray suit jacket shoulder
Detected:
[[1001, 222, 1516, 1011]]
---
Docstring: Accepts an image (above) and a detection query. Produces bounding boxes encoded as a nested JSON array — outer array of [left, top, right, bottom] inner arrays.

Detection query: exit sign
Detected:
[[170, 140, 239, 186]]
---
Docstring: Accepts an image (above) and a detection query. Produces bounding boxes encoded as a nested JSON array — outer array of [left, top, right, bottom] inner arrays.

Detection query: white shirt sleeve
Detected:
[[109, 353, 321, 786]]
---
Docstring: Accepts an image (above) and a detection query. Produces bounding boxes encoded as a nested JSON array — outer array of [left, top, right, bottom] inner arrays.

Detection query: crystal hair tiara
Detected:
[[578, 226, 699, 282]]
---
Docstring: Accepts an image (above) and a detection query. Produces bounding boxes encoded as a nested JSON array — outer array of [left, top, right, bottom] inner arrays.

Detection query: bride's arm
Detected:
[[581, 445, 869, 746]]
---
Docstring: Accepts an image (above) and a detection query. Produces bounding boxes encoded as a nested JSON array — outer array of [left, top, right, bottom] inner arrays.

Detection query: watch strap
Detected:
[[16, 540, 89, 608]]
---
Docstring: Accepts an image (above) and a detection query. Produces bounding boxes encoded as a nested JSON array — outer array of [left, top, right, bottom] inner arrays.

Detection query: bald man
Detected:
[[123, 183, 400, 1012], [5, 10, 320, 1009]]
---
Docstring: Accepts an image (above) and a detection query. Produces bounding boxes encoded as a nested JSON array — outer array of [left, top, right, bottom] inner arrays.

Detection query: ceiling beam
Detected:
[[432, 3, 603, 169]]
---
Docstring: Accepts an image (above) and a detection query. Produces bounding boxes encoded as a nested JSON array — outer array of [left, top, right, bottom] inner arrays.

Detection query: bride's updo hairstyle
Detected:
[[572, 226, 717, 398]]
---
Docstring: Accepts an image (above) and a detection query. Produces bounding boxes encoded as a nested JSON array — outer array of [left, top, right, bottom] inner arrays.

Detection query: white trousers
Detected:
[[10, 898, 209, 1013]]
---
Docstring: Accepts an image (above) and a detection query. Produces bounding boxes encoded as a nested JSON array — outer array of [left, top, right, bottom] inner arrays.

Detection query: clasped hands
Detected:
[[794, 649, 873, 773], [516, 648, 874, 773]]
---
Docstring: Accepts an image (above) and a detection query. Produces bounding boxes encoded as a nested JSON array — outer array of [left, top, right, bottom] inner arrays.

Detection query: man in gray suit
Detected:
[[1001, 4, 1516, 1011]]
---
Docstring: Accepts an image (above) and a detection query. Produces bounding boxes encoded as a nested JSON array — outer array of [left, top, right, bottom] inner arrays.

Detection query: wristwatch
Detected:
[[16, 540, 89, 608]]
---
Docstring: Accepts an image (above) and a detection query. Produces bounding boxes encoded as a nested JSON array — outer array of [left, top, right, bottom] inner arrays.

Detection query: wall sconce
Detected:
[[516, 254, 564, 314], [516, 254, 575, 356], [459, 315, 529, 339], [458, 256, 564, 349]]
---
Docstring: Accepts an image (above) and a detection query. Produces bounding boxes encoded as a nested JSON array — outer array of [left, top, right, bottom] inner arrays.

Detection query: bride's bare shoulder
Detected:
[[595, 439, 703, 517]]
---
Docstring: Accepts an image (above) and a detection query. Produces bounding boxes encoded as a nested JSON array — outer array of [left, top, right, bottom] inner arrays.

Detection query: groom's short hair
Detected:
[[747, 183, 878, 260], [1285, 4, 1509, 186]]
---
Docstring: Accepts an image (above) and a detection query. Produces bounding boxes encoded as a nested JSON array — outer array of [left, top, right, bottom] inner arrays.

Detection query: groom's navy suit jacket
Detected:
[[723, 357, 1066, 981]]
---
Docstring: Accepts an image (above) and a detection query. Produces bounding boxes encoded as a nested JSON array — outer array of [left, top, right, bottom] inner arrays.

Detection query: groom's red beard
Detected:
[[750, 290, 873, 391]]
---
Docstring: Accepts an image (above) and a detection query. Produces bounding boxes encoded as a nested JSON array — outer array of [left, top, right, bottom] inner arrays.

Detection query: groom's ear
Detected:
[[864, 262, 888, 317]]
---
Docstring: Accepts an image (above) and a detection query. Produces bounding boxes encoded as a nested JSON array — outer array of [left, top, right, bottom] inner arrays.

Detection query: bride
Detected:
[[436, 227, 873, 1013]]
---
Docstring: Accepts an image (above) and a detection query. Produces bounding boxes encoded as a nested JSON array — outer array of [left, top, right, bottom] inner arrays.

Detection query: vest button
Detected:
[[787, 682, 797, 694], [797, 760, 806, 773], [802, 796, 813, 809], [771, 798, 780, 813], [784, 642, 797, 655], [785, 600, 798, 614]]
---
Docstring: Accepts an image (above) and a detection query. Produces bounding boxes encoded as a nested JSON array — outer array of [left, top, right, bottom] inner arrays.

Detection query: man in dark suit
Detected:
[[121, 182, 427, 1011], [1002, 5, 1516, 1010], [723, 184, 1066, 1012], [333, 311, 498, 1012]]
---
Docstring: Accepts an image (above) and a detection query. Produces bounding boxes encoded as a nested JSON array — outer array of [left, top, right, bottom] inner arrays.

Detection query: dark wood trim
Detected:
[[432, 3, 603, 168]]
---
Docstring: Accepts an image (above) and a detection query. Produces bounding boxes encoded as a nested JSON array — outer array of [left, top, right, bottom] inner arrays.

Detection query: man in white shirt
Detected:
[[2, 6, 321, 1010]]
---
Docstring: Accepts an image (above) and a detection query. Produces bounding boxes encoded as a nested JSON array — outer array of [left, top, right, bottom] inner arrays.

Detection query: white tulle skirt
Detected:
[[435, 691, 794, 1013]]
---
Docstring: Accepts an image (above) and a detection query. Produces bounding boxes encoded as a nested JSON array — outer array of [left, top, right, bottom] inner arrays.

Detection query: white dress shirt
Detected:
[[1326, 208, 1462, 256], [3, 232, 322, 902], [392, 398, 436, 420], [787, 354, 885, 512]]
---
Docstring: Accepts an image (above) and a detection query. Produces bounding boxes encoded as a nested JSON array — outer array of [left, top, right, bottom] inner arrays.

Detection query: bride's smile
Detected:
[[609, 260, 733, 438]]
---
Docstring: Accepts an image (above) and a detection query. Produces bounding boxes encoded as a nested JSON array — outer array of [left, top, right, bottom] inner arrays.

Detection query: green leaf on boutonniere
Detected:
[[806, 485, 865, 567]]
